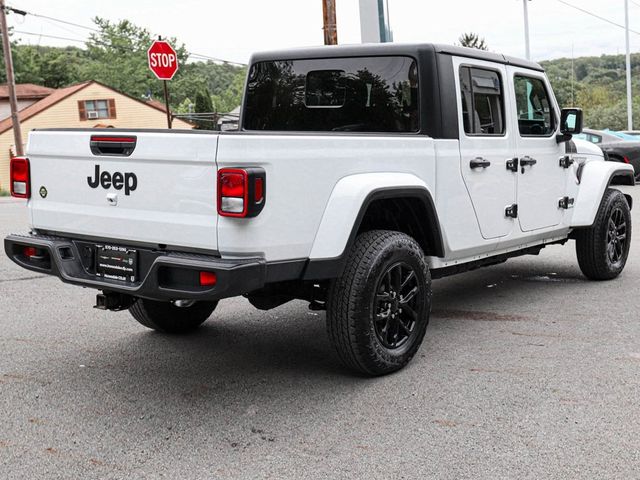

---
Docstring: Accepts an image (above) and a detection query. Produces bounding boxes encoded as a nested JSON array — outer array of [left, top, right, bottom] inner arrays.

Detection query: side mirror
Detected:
[[557, 108, 583, 143], [561, 108, 583, 134]]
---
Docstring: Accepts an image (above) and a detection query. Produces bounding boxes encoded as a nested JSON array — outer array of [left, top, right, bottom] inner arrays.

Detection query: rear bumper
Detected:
[[4, 233, 266, 301]]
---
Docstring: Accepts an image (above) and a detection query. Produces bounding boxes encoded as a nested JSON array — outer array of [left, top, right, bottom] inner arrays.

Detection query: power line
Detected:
[[188, 52, 246, 66], [556, 0, 640, 35], [13, 30, 247, 66], [7, 6, 100, 32], [13, 29, 89, 45], [6, 4, 247, 66]]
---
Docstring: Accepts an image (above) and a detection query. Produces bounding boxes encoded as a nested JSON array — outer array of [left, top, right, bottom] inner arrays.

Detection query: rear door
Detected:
[[27, 130, 220, 250], [508, 69, 568, 232], [456, 58, 517, 239]]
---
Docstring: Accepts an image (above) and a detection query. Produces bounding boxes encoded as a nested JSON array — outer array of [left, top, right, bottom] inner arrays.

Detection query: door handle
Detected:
[[470, 157, 491, 169], [520, 156, 537, 173]]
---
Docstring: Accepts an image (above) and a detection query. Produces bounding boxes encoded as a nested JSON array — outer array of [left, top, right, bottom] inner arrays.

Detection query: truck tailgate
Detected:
[[27, 130, 220, 251]]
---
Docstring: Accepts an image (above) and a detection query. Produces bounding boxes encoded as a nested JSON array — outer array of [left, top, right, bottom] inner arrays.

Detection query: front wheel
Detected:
[[326, 230, 432, 376], [575, 188, 632, 280], [129, 299, 218, 334]]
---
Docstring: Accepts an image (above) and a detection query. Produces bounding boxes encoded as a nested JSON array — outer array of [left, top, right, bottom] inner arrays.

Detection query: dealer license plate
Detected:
[[95, 244, 138, 283]]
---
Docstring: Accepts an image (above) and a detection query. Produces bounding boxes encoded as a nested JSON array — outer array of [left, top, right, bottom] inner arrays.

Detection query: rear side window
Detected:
[[459, 66, 505, 135], [243, 56, 419, 133], [514, 76, 555, 136]]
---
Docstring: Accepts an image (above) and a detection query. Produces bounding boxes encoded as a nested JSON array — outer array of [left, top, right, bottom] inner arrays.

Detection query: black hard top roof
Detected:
[[249, 43, 544, 72]]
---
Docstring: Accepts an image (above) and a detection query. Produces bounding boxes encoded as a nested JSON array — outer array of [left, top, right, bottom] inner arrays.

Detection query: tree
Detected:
[[211, 72, 245, 112], [0, 17, 247, 114], [80, 17, 188, 101], [458, 33, 488, 51], [194, 88, 215, 129]]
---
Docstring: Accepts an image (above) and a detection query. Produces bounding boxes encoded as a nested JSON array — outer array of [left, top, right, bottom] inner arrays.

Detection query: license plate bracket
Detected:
[[95, 244, 138, 283]]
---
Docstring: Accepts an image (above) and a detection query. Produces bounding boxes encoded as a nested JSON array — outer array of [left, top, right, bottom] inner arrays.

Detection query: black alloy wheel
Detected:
[[606, 206, 628, 268], [374, 262, 421, 350]]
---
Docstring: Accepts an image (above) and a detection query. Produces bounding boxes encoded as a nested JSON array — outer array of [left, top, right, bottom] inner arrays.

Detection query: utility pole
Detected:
[[322, 0, 338, 45], [571, 44, 575, 105], [359, 0, 393, 43], [0, 0, 23, 156], [522, 0, 531, 60], [625, 0, 633, 130]]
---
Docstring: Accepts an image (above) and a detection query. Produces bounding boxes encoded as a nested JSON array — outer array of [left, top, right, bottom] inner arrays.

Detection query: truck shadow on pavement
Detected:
[[19, 256, 617, 439], [63, 258, 591, 385]]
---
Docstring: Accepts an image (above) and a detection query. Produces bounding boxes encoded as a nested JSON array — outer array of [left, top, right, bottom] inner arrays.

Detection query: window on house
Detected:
[[459, 66, 505, 135], [78, 99, 116, 120]]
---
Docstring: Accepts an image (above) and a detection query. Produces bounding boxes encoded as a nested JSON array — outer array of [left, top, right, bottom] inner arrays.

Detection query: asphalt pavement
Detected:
[[1, 190, 639, 479]]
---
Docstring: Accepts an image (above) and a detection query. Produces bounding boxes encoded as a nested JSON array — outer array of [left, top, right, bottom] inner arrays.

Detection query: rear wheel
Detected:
[[129, 299, 218, 334], [575, 188, 631, 280], [326, 230, 431, 376]]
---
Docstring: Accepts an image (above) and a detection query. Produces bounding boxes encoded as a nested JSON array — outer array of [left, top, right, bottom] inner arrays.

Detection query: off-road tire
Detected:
[[326, 230, 432, 376], [575, 188, 631, 280], [129, 299, 218, 334]]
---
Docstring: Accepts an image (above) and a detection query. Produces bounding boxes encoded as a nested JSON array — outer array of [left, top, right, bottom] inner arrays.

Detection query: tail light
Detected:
[[10, 157, 30, 198], [217, 167, 266, 217], [199, 271, 217, 287], [623, 156, 631, 164]]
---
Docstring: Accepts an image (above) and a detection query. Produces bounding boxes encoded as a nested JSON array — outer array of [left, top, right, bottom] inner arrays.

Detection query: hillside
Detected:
[[542, 53, 640, 130]]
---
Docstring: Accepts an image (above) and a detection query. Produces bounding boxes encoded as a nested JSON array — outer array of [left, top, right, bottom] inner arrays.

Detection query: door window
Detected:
[[459, 67, 505, 135], [514, 76, 555, 136]]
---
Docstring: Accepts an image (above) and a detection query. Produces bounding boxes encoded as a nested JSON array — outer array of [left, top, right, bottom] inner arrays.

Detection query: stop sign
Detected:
[[147, 40, 179, 80]]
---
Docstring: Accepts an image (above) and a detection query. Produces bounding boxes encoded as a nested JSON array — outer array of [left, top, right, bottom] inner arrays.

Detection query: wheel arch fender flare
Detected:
[[304, 173, 443, 280], [572, 161, 634, 228]]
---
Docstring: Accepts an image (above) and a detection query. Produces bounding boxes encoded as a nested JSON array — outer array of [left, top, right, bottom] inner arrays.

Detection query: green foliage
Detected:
[[194, 88, 215, 129], [1, 17, 245, 122], [458, 33, 488, 51], [212, 73, 245, 112], [80, 18, 188, 102], [542, 53, 640, 130]]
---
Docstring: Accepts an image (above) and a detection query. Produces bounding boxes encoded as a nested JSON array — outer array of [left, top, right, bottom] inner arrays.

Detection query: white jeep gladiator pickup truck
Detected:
[[5, 44, 634, 375]]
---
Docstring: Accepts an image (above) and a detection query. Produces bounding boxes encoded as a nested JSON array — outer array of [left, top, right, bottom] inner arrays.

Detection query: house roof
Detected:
[[0, 81, 90, 135], [146, 98, 168, 112], [0, 83, 55, 100], [0, 80, 192, 135]]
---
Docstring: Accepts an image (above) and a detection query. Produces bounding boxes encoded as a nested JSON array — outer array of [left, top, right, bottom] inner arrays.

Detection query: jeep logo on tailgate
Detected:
[[87, 165, 137, 195]]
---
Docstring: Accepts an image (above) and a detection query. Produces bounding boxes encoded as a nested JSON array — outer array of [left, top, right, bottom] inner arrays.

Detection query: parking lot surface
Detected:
[[1, 189, 639, 479]]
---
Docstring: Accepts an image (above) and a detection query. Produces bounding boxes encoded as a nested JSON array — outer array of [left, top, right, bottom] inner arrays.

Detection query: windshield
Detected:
[[243, 56, 419, 133]]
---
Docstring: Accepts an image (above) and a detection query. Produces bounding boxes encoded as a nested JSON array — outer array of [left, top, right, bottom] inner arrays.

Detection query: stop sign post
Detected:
[[148, 39, 179, 128]]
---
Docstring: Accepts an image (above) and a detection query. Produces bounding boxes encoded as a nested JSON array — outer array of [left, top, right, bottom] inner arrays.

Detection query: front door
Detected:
[[509, 70, 568, 232], [457, 59, 517, 239]]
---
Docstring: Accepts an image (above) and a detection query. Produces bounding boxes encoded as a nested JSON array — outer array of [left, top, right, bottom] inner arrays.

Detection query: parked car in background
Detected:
[[574, 128, 640, 179], [621, 130, 640, 137]]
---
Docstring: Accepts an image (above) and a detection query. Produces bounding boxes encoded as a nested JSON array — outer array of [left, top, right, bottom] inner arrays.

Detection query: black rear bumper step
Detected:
[[4, 233, 266, 301]]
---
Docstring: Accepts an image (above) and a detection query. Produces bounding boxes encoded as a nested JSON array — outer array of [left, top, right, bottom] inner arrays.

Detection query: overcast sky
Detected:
[[6, 0, 639, 64]]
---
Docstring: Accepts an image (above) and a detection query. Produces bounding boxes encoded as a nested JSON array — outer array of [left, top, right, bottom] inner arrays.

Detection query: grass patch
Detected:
[[0, 189, 9, 197]]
